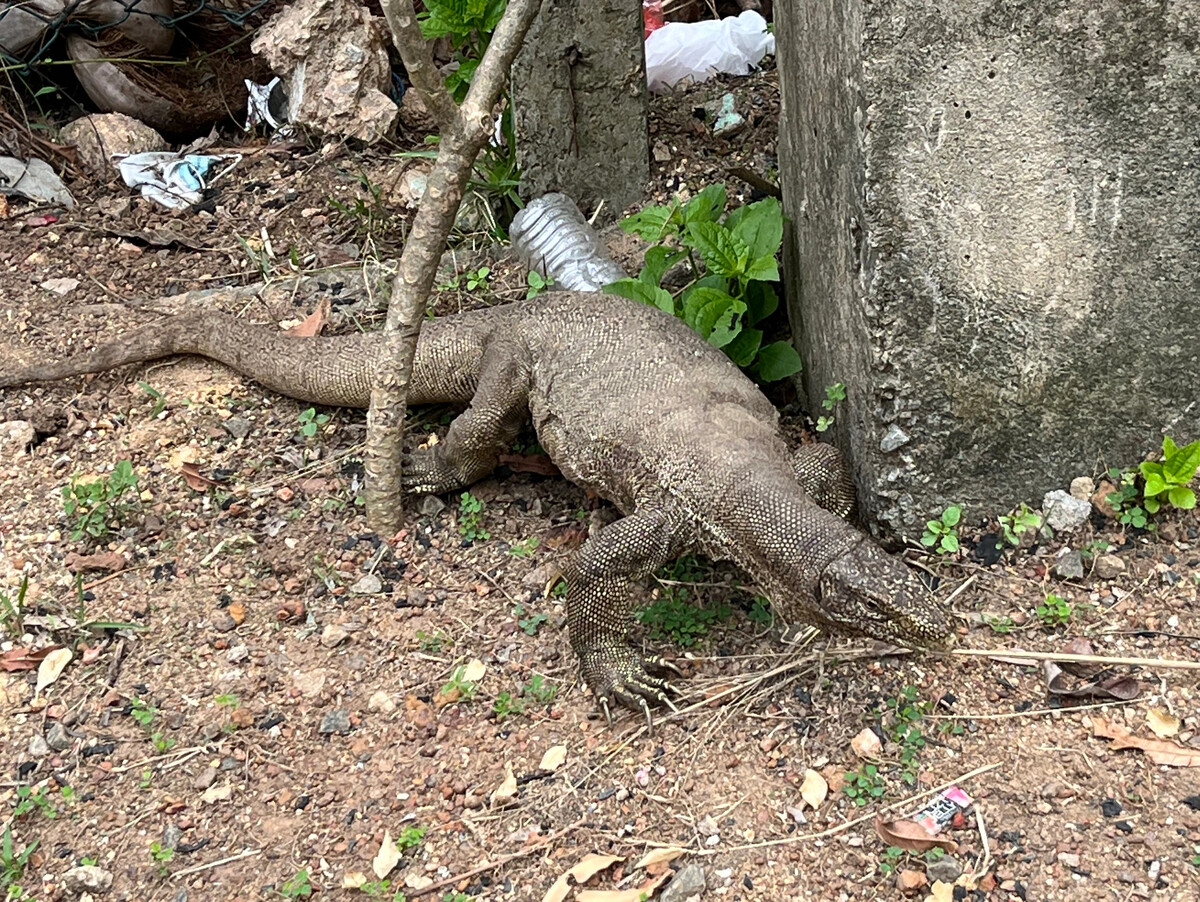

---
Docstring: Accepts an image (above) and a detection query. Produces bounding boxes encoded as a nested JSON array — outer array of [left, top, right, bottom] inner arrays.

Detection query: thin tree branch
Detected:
[[380, 0, 458, 130]]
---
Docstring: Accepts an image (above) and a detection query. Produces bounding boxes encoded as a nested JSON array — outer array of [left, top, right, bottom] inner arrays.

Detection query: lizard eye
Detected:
[[863, 598, 886, 619]]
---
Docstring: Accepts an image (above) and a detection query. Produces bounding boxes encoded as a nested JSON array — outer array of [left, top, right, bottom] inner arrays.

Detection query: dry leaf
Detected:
[[180, 461, 219, 491], [874, 816, 958, 853], [1043, 660, 1139, 700], [492, 763, 518, 806], [897, 869, 927, 892], [851, 728, 883, 759], [34, 647, 72, 695], [577, 870, 671, 901], [201, 783, 232, 803], [227, 601, 247, 626], [632, 847, 686, 871], [63, 551, 127, 573], [1093, 717, 1200, 767], [342, 872, 368, 889], [800, 769, 828, 809], [927, 881, 955, 902], [462, 658, 487, 683], [539, 745, 567, 772], [372, 829, 401, 879], [286, 296, 331, 337], [1147, 708, 1181, 739], [542, 853, 623, 902], [2, 647, 53, 672]]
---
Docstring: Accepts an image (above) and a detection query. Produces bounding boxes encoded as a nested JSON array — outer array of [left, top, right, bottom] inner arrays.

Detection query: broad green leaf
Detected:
[[1142, 469, 1166, 498], [1163, 435, 1178, 458], [724, 327, 763, 367], [1164, 438, 1200, 486], [640, 246, 683, 287], [941, 534, 960, 553], [1169, 486, 1196, 509], [1145, 497, 1160, 514], [681, 287, 745, 348], [943, 505, 962, 527], [744, 253, 780, 282], [683, 183, 726, 225], [753, 340, 802, 381], [620, 203, 681, 242], [744, 281, 778, 325], [604, 278, 675, 314], [685, 222, 749, 279], [725, 196, 783, 261]]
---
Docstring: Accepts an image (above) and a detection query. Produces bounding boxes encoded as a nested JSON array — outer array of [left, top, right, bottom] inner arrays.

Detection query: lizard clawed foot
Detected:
[[584, 649, 682, 730]]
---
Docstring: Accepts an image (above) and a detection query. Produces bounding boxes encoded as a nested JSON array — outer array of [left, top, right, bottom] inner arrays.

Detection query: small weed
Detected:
[[280, 869, 313, 898], [298, 408, 332, 439], [443, 893, 472, 902], [215, 693, 240, 708], [983, 614, 1015, 634], [1036, 593, 1073, 628], [395, 825, 426, 852], [492, 691, 524, 720], [885, 686, 930, 785], [524, 674, 557, 705], [925, 846, 946, 863], [816, 382, 845, 433], [130, 697, 156, 728], [62, 460, 140, 541], [920, 504, 962, 554], [0, 577, 28, 640], [513, 604, 548, 636], [746, 596, 772, 626], [878, 845, 904, 876], [149, 841, 173, 877], [637, 596, 731, 647], [494, 675, 557, 721], [439, 267, 491, 293], [137, 381, 167, 418], [997, 503, 1044, 547], [0, 826, 37, 892], [356, 877, 407, 899], [417, 630, 449, 653], [139, 770, 153, 789], [151, 732, 176, 754], [441, 666, 477, 701], [1106, 468, 1148, 528], [458, 492, 490, 542], [1191, 845, 1200, 869], [1141, 436, 1200, 513], [13, 785, 56, 820], [508, 536, 540, 558], [843, 764, 885, 805], [938, 720, 965, 738], [525, 271, 553, 299]]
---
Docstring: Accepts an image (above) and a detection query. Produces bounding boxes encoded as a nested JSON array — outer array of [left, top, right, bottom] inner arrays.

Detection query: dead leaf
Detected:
[[539, 745, 567, 772], [577, 870, 670, 901], [1061, 637, 1094, 657], [201, 783, 232, 803], [851, 728, 883, 759], [1043, 660, 1140, 700], [276, 600, 306, 623], [632, 847, 686, 871], [342, 872, 368, 889], [928, 881, 955, 902], [1, 647, 54, 672], [461, 658, 487, 683], [874, 816, 958, 853], [491, 763, 518, 806], [180, 461, 219, 491], [800, 769, 828, 808], [63, 551, 127, 573], [372, 829, 401, 879], [542, 853, 623, 902], [1093, 717, 1200, 767], [1147, 708, 1181, 739], [227, 601, 247, 626], [286, 296, 331, 337], [34, 647, 72, 694], [897, 869, 927, 892]]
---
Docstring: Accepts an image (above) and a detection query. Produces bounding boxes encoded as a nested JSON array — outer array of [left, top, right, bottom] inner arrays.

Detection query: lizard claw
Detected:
[[585, 648, 681, 728]]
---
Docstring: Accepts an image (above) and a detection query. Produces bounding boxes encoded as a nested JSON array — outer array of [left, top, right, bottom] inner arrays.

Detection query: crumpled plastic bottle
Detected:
[[510, 194, 628, 293]]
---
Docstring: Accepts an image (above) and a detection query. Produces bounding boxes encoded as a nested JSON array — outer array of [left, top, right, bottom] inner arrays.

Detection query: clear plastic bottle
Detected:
[[509, 193, 628, 292]]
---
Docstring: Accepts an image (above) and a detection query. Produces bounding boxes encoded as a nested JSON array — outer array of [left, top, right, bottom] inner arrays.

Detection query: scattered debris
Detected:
[[115, 152, 242, 210], [0, 156, 75, 207], [372, 829, 401, 879], [1092, 717, 1200, 766], [644, 10, 775, 93], [1043, 660, 1139, 701], [799, 768, 828, 808], [851, 727, 882, 759]]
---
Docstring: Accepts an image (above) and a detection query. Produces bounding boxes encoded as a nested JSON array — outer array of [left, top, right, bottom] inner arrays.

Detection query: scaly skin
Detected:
[[0, 293, 952, 719]]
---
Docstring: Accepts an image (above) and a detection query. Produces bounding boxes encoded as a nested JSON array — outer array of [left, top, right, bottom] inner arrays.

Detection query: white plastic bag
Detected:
[[644, 10, 775, 93], [114, 152, 241, 210]]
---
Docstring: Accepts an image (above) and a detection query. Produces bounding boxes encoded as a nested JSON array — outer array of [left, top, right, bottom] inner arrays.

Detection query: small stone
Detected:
[[925, 854, 962, 883], [223, 417, 252, 440], [0, 420, 36, 457], [211, 612, 238, 633], [193, 766, 218, 790], [420, 494, 446, 516], [63, 865, 113, 894], [350, 574, 382, 595], [59, 112, 165, 175], [706, 93, 745, 137], [292, 669, 327, 697], [1070, 476, 1095, 500], [1101, 798, 1122, 817], [225, 645, 249, 664], [1057, 851, 1081, 869], [319, 708, 352, 734], [368, 691, 396, 714], [1092, 481, 1118, 518], [46, 722, 72, 751], [880, 424, 910, 452], [652, 140, 672, 162], [40, 277, 80, 295], [28, 735, 50, 757], [161, 823, 182, 850], [1042, 490, 1091, 532], [320, 624, 350, 648], [660, 863, 706, 902], [897, 869, 927, 893], [1094, 554, 1126, 580], [1053, 549, 1084, 580]]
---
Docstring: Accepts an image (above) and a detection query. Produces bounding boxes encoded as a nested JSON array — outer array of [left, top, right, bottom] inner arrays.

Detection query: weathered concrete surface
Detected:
[[777, 0, 1200, 538], [511, 0, 648, 223]]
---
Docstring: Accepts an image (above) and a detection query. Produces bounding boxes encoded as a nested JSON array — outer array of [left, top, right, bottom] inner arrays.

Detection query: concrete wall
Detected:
[[777, 0, 1200, 538], [511, 0, 648, 223]]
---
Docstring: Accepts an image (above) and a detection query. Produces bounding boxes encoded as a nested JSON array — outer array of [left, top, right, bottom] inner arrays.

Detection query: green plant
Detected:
[[1106, 468, 1148, 528], [137, 381, 167, 419], [0, 577, 28, 640], [151, 732, 176, 754], [843, 764, 885, 806], [523, 674, 557, 705], [816, 382, 845, 433], [1140, 436, 1200, 513], [492, 691, 525, 720], [13, 785, 56, 820], [443, 894, 472, 902], [298, 408, 331, 439], [878, 845, 904, 877], [1191, 844, 1200, 869], [280, 869, 313, 898], [357, 877, 407, 900], [606, 184, 801, 382], [395, 825, 427, 852], [419, 0, 505, 102], [508, 536, 540, 558], [983, 614, 1015, 634], [458, 492, 490, 542], [746, 596, 772, 626], [130, 697, 156, 728], [441, 666, 477, 701], [61, 459, 140, 541], [997, 503, 1044, 547], [920, 505, 962, 554], [149, 840, 174, 876], [1036, 593, 1073, 628], [0, 827, 37, 894], [513, 603, 547, 635], [525, 271, 553, 299], [639, 556, 731, 646], [884, 686, 930, 786], [139, 769, 153, 789], [215, 693, 240, 708], [925, 847, 946, 862], [417, 630, 449, 653]]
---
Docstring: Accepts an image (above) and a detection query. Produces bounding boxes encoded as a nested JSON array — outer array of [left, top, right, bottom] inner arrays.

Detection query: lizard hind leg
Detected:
[[403, 337, 531, 495], [564, 507, 686, 723]]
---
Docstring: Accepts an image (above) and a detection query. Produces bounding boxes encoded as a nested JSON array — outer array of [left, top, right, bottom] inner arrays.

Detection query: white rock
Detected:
[[63, 865, 113, 894], [1042, 490, 1091, 532], [1069, 476, 1096, 500]]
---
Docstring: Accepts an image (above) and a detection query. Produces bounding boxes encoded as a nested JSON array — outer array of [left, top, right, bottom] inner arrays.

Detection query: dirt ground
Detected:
[[1, 62, 1199, 902]]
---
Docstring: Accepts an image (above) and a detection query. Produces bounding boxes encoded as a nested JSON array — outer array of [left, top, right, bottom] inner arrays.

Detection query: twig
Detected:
[[972, 806, 991, 880], [928, 698, 1135, 721], [170, 849, 262, 879], [407, 816, 587, 898], [941, 573, 978, 608], [948, 648, 1200, 671], [109, 745, 207, 774]]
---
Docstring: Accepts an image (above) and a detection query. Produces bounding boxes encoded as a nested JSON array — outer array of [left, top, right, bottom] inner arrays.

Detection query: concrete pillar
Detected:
[[777, 0, 1200, 538], [511, 0, 648, 223]]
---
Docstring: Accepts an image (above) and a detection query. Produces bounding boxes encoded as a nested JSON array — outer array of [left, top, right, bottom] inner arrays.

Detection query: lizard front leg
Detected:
[[404, 337, 530, 494], [564, 507, 686, 725], [790, 443, 858, 520]]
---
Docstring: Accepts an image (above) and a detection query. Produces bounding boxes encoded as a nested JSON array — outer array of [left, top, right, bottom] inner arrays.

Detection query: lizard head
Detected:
[[816, 540, 953, 647]]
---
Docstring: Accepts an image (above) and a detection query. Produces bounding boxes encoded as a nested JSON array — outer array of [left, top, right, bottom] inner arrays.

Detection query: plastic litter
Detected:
[[642, 0, 664, 37], [0, 156, 75, 208], [115, 151, 242, 210], [644, 10, 775, 93], [245, 77, 290, 132], [510, 194, 627, 292]]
